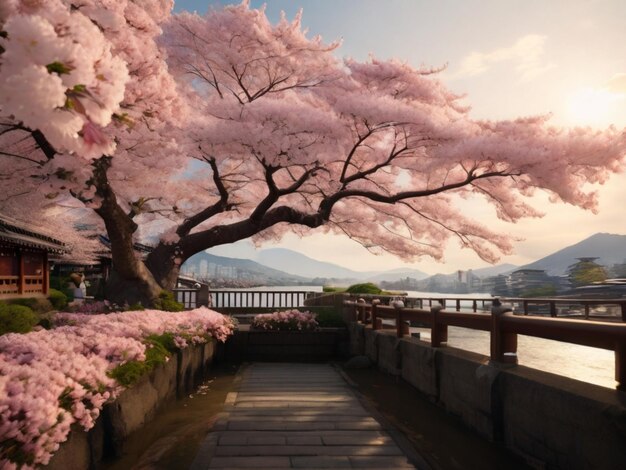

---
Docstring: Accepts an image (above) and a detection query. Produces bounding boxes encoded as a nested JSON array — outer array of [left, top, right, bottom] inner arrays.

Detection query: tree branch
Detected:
[[176, 156, 232, 237]]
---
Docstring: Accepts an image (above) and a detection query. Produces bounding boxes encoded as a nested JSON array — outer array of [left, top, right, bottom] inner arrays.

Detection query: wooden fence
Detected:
[[340, 294, 626, 321], [346, 300, 626, 390], [172, 287, 321, 310]]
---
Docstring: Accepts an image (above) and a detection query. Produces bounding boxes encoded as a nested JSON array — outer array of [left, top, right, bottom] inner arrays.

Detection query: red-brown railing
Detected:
[[347, 300, 626, 391], [344, 294, 626, 321]]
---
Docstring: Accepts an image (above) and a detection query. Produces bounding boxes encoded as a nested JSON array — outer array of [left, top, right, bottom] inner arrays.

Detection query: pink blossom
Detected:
[[81, 121, 109, 146], [252, 310, 319, 331], [0, 307, 234, 468]]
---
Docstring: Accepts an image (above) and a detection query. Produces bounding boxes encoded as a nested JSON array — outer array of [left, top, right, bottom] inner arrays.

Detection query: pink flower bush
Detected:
[[0, 307, 234, 469], [251, 309, 319, 331]]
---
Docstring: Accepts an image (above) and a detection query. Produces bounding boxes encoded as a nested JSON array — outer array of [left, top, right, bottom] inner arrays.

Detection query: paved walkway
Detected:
[[191, 363, 424, 469]]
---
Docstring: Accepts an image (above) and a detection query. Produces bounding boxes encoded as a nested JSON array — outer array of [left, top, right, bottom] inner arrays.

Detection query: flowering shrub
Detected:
[[0, 307, 234, 469], [251, 310, 319, 331]]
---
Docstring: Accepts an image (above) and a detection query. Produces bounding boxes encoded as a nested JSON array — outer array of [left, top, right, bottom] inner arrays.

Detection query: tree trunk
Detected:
[[92, 157, 163, 306], [144, 243, 181, 292], [104, 264, 163, 307]]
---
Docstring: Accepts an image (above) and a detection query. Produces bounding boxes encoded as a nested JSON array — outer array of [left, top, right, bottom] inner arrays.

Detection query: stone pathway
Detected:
[[190, 363, 425, 469]]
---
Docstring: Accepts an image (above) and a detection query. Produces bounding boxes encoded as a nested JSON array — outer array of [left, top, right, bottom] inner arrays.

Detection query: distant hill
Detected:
[[516, 233, 626, 276], [471, 263, 518, 278], [255, 248, 428, 281], [183, 252, 310, 285], [256, 248, 365, 279], [365, 268, 429, 283]]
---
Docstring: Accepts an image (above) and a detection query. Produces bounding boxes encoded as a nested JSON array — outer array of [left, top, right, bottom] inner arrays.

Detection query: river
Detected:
[[210, 286, 617, 390], [401, 290, 616, 389]]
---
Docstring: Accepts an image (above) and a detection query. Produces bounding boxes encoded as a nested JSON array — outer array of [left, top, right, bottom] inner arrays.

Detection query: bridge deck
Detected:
[[191, 363, 425, 469]]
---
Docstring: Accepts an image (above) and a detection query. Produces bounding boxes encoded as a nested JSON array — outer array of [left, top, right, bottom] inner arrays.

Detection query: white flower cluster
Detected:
[[0, 307, 234, 469], [0, 0, 129, 159]]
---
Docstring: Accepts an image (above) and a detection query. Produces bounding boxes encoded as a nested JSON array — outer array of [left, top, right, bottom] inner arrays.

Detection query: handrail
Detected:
[[344, 293, 626, 321], [210, 290, 320, 309], [345, 300, 626, 391]]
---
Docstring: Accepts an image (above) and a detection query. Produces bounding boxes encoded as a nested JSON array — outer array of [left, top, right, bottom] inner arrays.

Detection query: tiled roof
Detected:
[[0, 216, 67, 254]]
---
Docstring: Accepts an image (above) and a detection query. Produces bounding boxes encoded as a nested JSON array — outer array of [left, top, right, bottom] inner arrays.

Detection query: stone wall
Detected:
[[351, 325, 626, 470], [48, 341, 217, 470], [225, 328, 349, 362]]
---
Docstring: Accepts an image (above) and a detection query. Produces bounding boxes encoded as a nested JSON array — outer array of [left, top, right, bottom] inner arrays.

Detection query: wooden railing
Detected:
[[172, 288, 322, 310], [346, 300, 626, 391], [210, 290, 319, 309], [0, 275, 19, 295], [174, 288, 198, 309], [343, 294, 626, 321], [22, 274, 44, 294]]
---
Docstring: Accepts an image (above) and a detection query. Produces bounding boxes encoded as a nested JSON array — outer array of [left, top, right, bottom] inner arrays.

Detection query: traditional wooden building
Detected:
[[0, 216, 66, 299]]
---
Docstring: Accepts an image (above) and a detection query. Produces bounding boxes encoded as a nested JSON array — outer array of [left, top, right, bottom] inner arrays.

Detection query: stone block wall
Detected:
[[48, 341, 217, 469], [226, 328, 349, 362], [349, 324, 626, 470]]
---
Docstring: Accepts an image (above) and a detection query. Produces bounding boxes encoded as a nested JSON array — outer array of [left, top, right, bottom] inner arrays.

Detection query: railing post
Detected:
[[393, 299, 405, 338], [431, 305, 447, 347], [523, 300, 529, 315], [357, 298, 366, 323], [472, 300, 477, 312], [456, 299, 461, 311], [620, 302, 626, 322], [616, 343, 625, 392], [372, 301, 379, 330], [490, 298, 518, 365], [550, 301, 557, 317]]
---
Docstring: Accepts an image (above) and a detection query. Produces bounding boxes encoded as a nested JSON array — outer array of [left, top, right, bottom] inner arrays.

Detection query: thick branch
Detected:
[[180, 205, 323, 258], [176, 157, 231, 237], [322, 169, 517, 217], [31, 129, 57, 161], [176, 169, 516, 268]]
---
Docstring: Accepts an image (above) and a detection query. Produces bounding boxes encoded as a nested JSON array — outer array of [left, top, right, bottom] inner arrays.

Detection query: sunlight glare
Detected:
[[567, 87, 622, 126]]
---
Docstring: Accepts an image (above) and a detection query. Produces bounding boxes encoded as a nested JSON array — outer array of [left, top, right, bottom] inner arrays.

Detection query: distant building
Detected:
[[481, 274, 510, 296], [507, 269, 555, 296]]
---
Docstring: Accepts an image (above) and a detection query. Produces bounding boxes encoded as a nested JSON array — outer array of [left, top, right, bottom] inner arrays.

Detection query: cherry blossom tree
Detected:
[[1, 0, 625, 306]]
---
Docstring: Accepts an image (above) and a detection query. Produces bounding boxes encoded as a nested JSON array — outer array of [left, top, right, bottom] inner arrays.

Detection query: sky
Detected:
[[173, 0, 626, 275]]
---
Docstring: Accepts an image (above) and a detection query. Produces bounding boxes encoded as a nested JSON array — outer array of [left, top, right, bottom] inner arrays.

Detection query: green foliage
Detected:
[[50, 274, 74, 299], [345, 282, 383, 294], [0, 303, 38, 335], [48, 288, 68, 310], [153, 291, 184, 312], [312, 307, 345, 327], [146, 332, 178, 353], [322, 286, 346, 293], [125, 302, 145, 311], [520, 284, 557, 298], [6, 297, 53, 314], [107, 360, 149, 387], [107, 336, 173, 387], [567, 259, 608, 287]]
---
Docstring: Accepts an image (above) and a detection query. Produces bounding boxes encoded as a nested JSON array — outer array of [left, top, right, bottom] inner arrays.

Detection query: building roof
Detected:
[[0, 216, 67, 254]]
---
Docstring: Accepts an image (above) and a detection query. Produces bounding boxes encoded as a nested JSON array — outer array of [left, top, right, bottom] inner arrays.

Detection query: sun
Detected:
[[567, 87, 622, 126]]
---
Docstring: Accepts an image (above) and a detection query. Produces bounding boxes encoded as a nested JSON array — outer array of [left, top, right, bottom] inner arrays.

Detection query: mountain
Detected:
[[516, 233, 626, 276], [471, 263, 518, 278], [255, 248, 429, 281], [365, 268, 430, 283], [182, 252, 310, 285], [255, 248, 365, 279]]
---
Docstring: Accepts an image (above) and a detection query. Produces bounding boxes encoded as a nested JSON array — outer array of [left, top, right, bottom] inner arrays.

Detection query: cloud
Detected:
[[605, 73, 626, 94], [454, 34, 554, 81]]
